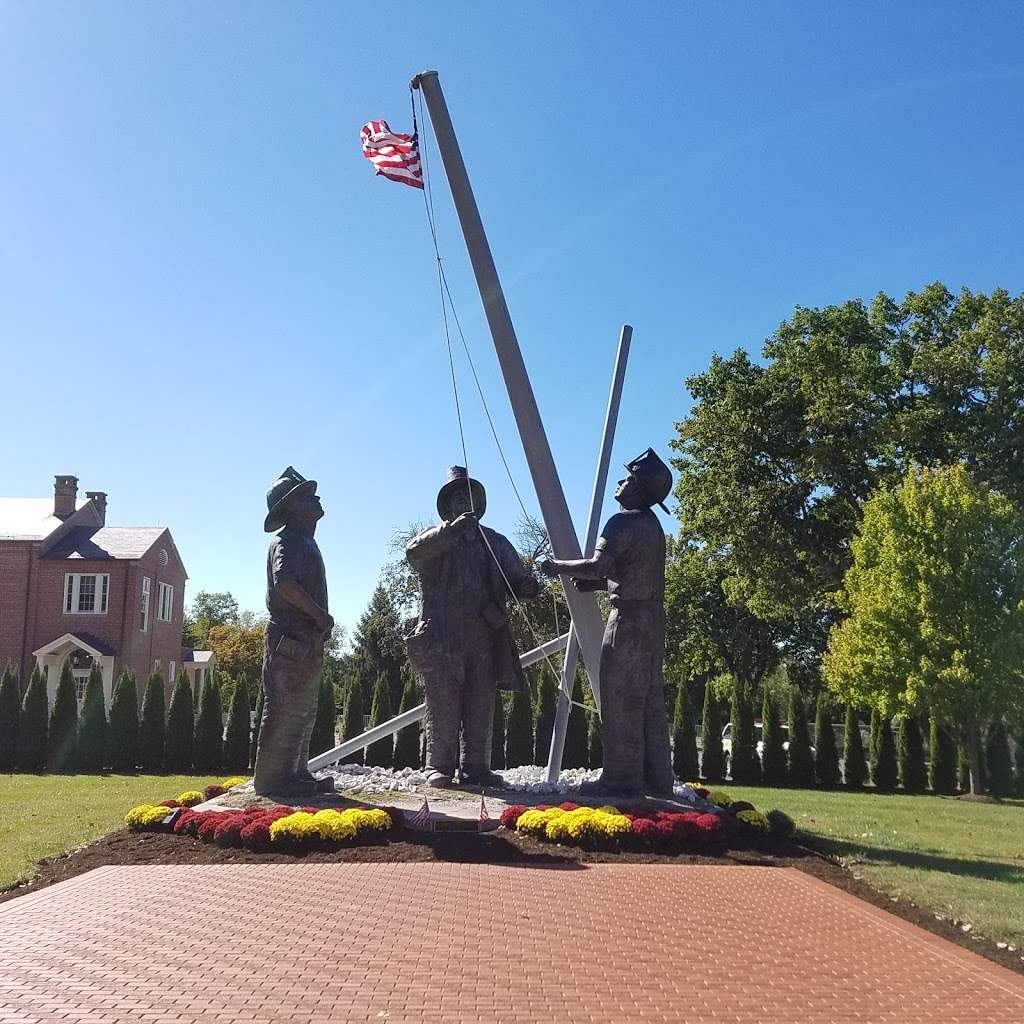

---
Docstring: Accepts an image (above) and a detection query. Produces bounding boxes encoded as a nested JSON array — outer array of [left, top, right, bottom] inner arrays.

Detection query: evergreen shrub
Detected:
[[985, 719, 1013, 798], [897, 715, 927, 792], [138, 669, 166, 771], [365, 675, 394, 768], [164, 673, 194, 772], [108, 670, 139, 773], [699, 685, 725, 782], [489, 692, 505, 770], [760, 689, 786, 785], [928, 717, 957, 794], [842, 705, 867, 788], [193, 674, 223, 771], [813, 693, 840, 788], [533, 672, 556, 767], [786, 688, 814, 786], [393, 673, 422, 770], [310, 674, 336, 760], [562, 675, 589, 770], [77, 664, 108, 772], [339, 677, 364, 764], [223, 674, 252, 773], [48, 661, 79, 772], [504, 689, 534, 769], [870, 709, 898, 790], [17, 666, 47, 771], [0, 662, 20, 771], [671, 683, 699, 782]]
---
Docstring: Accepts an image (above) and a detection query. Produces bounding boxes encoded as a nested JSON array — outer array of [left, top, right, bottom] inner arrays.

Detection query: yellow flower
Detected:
[[516, 808, 561, 836], [125, 804, 171, 829], [176, 790, 204, 807], [221, 777, 248, 789], [737, 809, 769, 831], [707, 790, 733, 807]]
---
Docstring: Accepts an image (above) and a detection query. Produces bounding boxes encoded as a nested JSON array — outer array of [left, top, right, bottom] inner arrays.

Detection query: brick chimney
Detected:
[[85, 490, 107, 525], [53, 475, 79, 520]]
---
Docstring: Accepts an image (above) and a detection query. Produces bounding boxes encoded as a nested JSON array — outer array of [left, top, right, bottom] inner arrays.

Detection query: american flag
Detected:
[[360, 120, 424, 189], [408, 796, 432, 829], [479, 794, 490, 824]]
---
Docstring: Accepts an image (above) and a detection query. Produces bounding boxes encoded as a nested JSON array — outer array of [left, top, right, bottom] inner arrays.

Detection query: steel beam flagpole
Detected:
[[412, 70, 606, 702], [546, 326, 631, 781]]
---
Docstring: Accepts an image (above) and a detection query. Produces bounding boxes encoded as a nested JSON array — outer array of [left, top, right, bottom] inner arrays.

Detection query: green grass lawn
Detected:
[[0, 773, 225, 889], [726, 784, 1024, 946]]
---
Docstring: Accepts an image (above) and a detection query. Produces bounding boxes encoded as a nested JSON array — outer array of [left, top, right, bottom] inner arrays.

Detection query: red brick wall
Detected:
[[0, 542, 32, 689]]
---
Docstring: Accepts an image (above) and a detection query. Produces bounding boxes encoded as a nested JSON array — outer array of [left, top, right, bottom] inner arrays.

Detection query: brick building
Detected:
[[0, 475, 214, 707]]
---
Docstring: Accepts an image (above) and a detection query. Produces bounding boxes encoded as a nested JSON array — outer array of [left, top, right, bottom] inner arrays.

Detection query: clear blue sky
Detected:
[[4, 2, 1023, 638]]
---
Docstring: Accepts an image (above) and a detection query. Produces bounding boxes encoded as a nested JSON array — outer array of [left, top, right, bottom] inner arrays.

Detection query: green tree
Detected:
[[824, 464, 1024, 794], [813, 693, 840, 788], [339, 676, 365, 764], [587, 709, 603, 769], [985, 720, 1013, 798], [786, 687, 814, 786], [563, 675, 589, 770], [1012, 730, 1024, 798], [671, 683, 699, 781], [183, 590, 240, 649], [207, 622, 266, 684], [353, 586, 408, 706], [897, 715, 927, 792], [223, 674, 252, 772], [365, 675, 394, 768], [504, 689, 534, 769], [0, 662, 20, 771], [77, 664, 108, 772], [928, 717, 957, 794], [108, 670, 139, 772], [17, 666, 47, 771], [672, 285, 1024, 684], [48, 661, 78, 772], [533, 672, 557, 767], [310, 674, 336, 760], [699, 685, 725, 782], [870, 710, 898, 790], [138, 668, 166, 771], [842, 705, 867, 788], [193, 674, 223, 771], [490, 693, 505, 770], [393, 673, 422, 770], [728, 677, 759, 783], [164, 673, 194, 772], [250, 686, 265, 768], [760, 688, 787, 785]]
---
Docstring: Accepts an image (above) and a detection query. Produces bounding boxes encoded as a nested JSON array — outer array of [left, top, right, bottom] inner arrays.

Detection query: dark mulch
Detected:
[[2, 826, 1021, 977]]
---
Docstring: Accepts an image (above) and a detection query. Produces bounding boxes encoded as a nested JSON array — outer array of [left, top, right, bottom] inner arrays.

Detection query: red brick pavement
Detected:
[[1, 863, 1022, 1023]]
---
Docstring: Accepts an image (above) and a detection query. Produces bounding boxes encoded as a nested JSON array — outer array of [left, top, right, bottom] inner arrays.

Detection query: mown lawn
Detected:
[[0, 773, 224, 889], [726, 784, 1024, 946]]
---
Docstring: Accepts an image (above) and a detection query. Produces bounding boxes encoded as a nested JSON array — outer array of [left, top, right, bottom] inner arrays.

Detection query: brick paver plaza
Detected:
[[2, 863, 1023, 1022]]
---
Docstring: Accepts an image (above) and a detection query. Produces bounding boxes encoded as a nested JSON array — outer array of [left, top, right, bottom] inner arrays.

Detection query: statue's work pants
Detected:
[[422, 625, 496, 778], [253, 626, 323, 794], [598, 599, 673, 795]]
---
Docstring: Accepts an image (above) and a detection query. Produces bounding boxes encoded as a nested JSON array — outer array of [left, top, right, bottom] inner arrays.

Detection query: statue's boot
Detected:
[[461, 768, 505, 789], [259, 777, 319, 800], [314, 776, 335, 794], [425, 770, 454, 788], [578, 774, 640, 799]]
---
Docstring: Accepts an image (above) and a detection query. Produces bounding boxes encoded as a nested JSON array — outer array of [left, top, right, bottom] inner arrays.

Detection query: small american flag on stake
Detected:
[[409, 796, 432, 829], [478, 792, 490, 830], [360, 120, 424, 189]]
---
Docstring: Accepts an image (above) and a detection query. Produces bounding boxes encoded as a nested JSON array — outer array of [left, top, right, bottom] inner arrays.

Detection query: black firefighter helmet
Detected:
[[624, 448, 672, 513]]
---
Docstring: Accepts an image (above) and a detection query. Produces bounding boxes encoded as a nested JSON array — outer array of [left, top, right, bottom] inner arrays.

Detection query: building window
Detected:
[[169, 660, 176, 682], [64, 573, 109, 614], [139, 576, 151, 632], [73, 673, 88, 703], [157, 582, 174, 622]]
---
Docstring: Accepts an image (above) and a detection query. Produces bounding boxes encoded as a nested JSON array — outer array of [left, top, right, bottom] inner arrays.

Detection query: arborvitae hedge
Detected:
[[0, 662, 20, 771], [533, 672, 556, 767], [786, 688, 814, 786], [108, 670, 139, 773], [563, 675, 589, 770], [310, 675, 336, 760], [504, 688, 534, 769], [17, 666, 47, 770], [699, 685, 725, 782], [394, 674, 422, 770], [898, 715, 927, 792], [870, 709, 897, 790], [671, 684, 699, 782], [813, 693, 840, 788], [365, 675, 394, 768], [138, 669, 166, 771], [251, 686, 265, 768], [193, 674, 223, 771], [985, 719, 1013, 798], [339, 677, 364, 764], [928, 717, 957, 794], [1013, 731, 1024, 798], [223, 674, 251, 773], [588, 708, 603, 769], [729, 681, 759, 784], [164, 673, 194, 772], [77, 664, 108, 772], [489, 692, 505, 770], [842, 705, 867, 788], [48, 660, 79, 773]]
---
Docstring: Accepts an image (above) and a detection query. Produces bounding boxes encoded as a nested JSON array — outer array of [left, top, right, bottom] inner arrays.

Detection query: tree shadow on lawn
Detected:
[[813, 836, 1024, 884]]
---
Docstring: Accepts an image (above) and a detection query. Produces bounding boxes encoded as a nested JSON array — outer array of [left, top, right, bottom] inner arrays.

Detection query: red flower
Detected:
[[197, 813, 224, 842], [557, 801, 579, 812], [158, 799, 181, 808], [631, 818, 658, 840], [203, 784, 228, 800], [212, 814, 245, 847], [173, 809, 200, 836], [500, 804, 528, 828]]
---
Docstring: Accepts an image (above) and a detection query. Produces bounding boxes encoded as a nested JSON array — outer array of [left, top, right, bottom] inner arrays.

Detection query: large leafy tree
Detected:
[[823, 464, 1024, 793], [208, 622, 266, 683], [183, 591, 240, 649], [671, 284, 1024, 679]]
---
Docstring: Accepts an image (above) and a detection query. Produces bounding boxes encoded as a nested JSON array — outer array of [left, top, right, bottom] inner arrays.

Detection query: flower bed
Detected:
[[124, 777, 401, 851], [500, 790, 795, 853]]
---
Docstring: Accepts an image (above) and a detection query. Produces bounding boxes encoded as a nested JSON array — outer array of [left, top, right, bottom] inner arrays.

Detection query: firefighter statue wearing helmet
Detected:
[[540, 448, 674, 797]]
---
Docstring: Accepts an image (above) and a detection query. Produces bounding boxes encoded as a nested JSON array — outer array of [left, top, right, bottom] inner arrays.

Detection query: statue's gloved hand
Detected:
[[538, 558, 559, 577], [450, 512, 478, 532]]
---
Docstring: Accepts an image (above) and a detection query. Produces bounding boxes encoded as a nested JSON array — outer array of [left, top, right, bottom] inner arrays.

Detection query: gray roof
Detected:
[[44, 526, 166, 561], [181, 650, 215, 664], [0, 497, 88, 540]]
